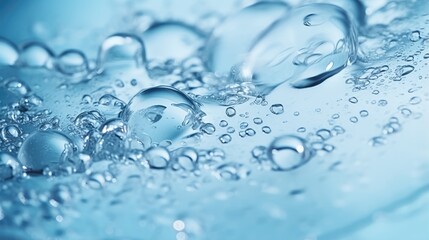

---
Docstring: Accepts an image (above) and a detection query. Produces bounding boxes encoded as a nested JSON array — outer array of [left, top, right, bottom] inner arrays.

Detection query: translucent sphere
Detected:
[[240, 3, 358, 93], [0, 38, 19, 65], [142, 21, 204, 62], [121, 86, 205, 143], [267, 135, 313, 171], [204, 2, 290, 73], [16, 41, 55, 68], [97, 33, 146, 68], [305, 0, 366, 27], [0, 152, 22, 180], [55, 49, 89, 77], [18, 131, 75, 172]]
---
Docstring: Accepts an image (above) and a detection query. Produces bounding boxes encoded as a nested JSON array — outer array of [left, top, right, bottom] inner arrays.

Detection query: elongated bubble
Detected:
[[204, 2, 291, 74], [16, 42, 55, 68], [240, 3, 358, 93]]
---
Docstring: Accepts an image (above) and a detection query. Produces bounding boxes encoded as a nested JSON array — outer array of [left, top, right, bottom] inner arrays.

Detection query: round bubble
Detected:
[[305, 0, 366, 27], [18, 131, 75, 172], [240, 3, 358, 93], [0, 152, 22, 180], [204, 2, 290, 74], [121, 86, 205, 144], [0, 38, 19, 65], [16, 41, 55, 68], [97, 33, 146, 68], [55, 49, 89, 77], [267, 135, 313, 171], [142, 21, 205, 62]]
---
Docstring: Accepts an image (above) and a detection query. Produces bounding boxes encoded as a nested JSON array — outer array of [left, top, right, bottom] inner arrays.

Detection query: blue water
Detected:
[[0, 0, 429, 239]]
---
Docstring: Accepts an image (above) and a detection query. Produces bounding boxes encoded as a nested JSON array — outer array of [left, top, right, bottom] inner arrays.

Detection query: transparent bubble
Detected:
[[16, 41, 54, 68], [172, 147, 198, 171], [214, 162, 250, 181], [225, 107, 236, 117], [1, 125, 22, 142], [121, 86, 205, 143], [142, 21, 204, 62], [18, 131, 75, 172], [0, 152, 22, 181], [240, 3, 357, 93], [219, 134, 232, 144], [268, 135, 313, 171], [270, 104, 284, 115], [74, 110, 105, 136], [55, 49, 89, 77], [305, 0, 366, 27], [99, 118, 128, 139], [145, 147, 171, 169], [97, 33, 146, 69], [200, 123, 215, 135], [204, 2, 290, 73], [396, 65, 414, 76], [0, 37, 19, 65]]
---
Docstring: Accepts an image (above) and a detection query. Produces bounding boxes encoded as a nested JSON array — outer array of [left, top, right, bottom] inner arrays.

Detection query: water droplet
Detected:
[[0, 152, 22, 180], [409, 30, 421, 42], [0, 38, 19, 65], [400, 108, 412, 117], [262, 126, 271, 134], [1, 125, 22, 142], [270, 104, 284, 115], [100, 118, 127, 139], [240, 3, 357, 93], [316, 129, 331, 140], [16, 42, 54, 68], [332, 113, 340, 119], [268, 135, 313, 171], [382, 122, 401, 135], [308, 0, 366, 27], [348, 97, 358, 103], [396, 65, 414, 76], [409, 96, 421, 105], [225, 107, 236, 117], [172, 147, 198, 171], [219, 134, 232, 144], [122, 86, 204, 143], [55, 49, 89, 77], [369, 136, 385, 147], [253, 117, 263, 125], [219, 120, 228, 127], [204, 2, 291, 73], [297, 127, 306, 133], [200, 123, 215, 135], [227, 127, 235, 133], [245, 128, 256, 136], [146, 147, 170, 169], [74, 110, 105, 136], [18, 131, 75, 172], [239, 122, 249, 129], [214, 163, 250, 181], [97, 33, 146, 69], [349, 116, 358, 123], [142, 21, 204, 62], [378, 99, 388, 106], [359, 110, 369, 117], [85, 172, 106, 189]]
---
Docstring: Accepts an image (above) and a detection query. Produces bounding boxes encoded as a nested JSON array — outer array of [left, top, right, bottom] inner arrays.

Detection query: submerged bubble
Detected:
[[55, 49, 89, 77], [0, 152, 22, 180], [267, 135, 313, 171], [225, 107, 236, 117], [0, 38, 19, 65], [145, 147, 170, 169], [142, 21, 204, 62], [219, 134, 232, 144], [200, 123, 215, 135], [239, 3, 357, 93], [172, 147, 198, 171], [18, 131, 75, 172], [204, 2, 291, 73], [16, 42, 54, 68], [214, 163, 250, 181], [121, 86, 205, 143], [97, 33, 146, 68]]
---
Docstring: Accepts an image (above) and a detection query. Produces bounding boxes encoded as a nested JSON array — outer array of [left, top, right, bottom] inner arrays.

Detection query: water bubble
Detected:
[[145, 147, 170, 169], [383, 122, 401, 135], [240, 3, 357, 93], [74, 110, 105, 136], [219, 120, 228, 127], [332, 113, 340, 119], [0, 152, 22, 180], [239, 122, 249, 129], [97, 33, 146, 68], [214, 163, 250, 181], [172, 147, 198, 171], [253, 117, 263, 125], [1, 125, 22, 142], [270, 104, 284, 115], [99, 118, 128, 139], [409, 96, 422, 105], [359, 110, 369, 117], [400, 108, 412, 117], [55, 49, 89, 77], [200, 123, 215, 135], [0, 37, 19, 65], [297, 127, 306, 133], [219, 134, 232, 144], [204, 2, 291, 73], [225, 107, 236, 117], [378, 99, 388, 106], [16, 42, 54, 68], [372, 90, 380, 95], [227, 127, 235, 133], [121, 86, 204, 143], [6, 80, 30, 96], [245, 128, 256, 136], [267, 135, 313, 171], [85, 172, 106, 189], [348, 97, 358, 103], [396, 65, 414, 76], [316, 129, 331, 140], [142, 21, 204, 62], [349, 116, 358, 123], [369, 136, 386, 147], [18, 131, 76, 172], [409, 31, 421, 42]]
